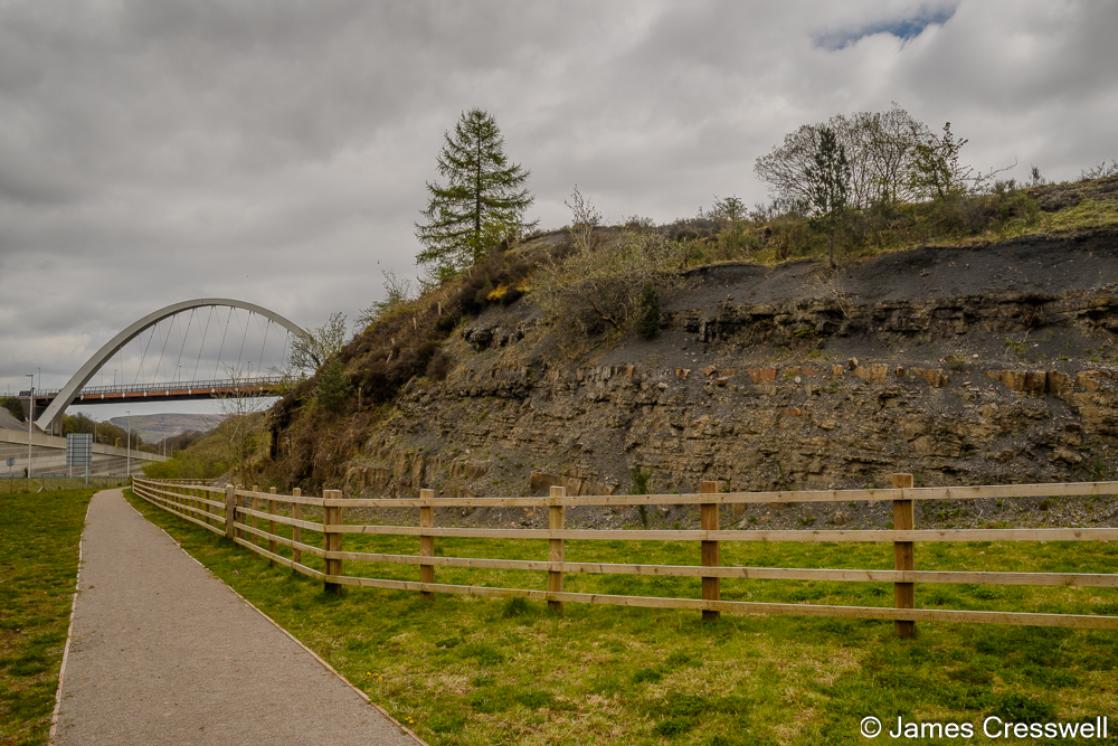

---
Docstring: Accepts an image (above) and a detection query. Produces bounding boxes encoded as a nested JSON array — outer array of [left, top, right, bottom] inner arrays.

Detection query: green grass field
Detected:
[[0, 478, 124, 495], [126, 490, 1118, 745], [0, 489, 93, 746]]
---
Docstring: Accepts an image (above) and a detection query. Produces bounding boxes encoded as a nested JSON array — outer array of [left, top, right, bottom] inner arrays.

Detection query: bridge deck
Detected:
[[27, 376, 292, 408]]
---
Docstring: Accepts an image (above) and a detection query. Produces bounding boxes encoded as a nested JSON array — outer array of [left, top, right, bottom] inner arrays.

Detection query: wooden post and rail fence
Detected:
[[129, 475, 1118, 636]]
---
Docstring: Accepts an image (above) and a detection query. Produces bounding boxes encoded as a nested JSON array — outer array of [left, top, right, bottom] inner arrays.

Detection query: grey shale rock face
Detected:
[[324, 229, 1118, 523]]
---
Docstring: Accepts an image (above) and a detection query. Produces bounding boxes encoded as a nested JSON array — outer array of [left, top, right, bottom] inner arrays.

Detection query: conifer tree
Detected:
[[315, 358, 351, 413], [416, 109, 533, 280], [805, 126, 851, 269]]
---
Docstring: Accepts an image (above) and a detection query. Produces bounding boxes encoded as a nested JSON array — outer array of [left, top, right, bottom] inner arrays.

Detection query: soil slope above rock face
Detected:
[[682, 230, 1118, 305], [292, 229, 1118, 505]]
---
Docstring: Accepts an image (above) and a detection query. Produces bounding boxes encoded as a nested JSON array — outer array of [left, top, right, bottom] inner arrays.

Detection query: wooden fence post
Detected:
[[700, 480, 722, 621], [291, 487, 302, 567], [224, 483, 236, 540], [237, 485, 248, 543], [323, 489, 343, 594], [419, 488, 435, 600], [891, 472, 916, 639], [548, 485, 566, 613], [250, 484, 260, 544], [268, 486, 278, 562]]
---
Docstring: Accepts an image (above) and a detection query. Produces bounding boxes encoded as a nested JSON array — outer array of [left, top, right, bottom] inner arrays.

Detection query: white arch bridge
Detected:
[[23, 298, 311, 433]]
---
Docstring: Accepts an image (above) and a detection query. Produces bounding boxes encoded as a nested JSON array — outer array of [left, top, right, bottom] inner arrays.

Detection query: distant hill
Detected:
[[109, 413, 225, 443]]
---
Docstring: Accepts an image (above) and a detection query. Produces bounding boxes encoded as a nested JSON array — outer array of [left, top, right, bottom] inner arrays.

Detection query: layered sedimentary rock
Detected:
[[276, 229, 1118, 502]]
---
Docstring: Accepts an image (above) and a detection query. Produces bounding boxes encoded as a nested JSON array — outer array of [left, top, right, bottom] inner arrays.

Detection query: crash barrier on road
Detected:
[[130, 475, 1118, 637]]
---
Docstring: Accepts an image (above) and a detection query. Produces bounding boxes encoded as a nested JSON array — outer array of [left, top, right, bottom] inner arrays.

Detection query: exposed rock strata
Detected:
[[273, 229, 1118, 506]]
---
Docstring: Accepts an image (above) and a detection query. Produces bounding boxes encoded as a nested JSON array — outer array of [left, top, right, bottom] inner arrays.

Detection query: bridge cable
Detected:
[[173, 308, 195, 383], [192, 306, 215, 383], [256, 318, 271, 378], [278, 329, 292, 376], [133, 324, 158, 385], [152, 313, 176, 384], [213, 307, 234, 379], [233, 310, 252, 379]]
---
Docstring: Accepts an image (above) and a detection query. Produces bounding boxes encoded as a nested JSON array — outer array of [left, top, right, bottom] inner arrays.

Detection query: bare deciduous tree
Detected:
[[289, 312, 347, 370], [755, 104, 933, 211], [1080, 160, 1118, 180], [564, 185, 601, 253], [218, 366, 270, 484]]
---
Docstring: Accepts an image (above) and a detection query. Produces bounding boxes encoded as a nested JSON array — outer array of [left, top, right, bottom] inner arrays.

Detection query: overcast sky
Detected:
[[2, 0, 1116, 420]]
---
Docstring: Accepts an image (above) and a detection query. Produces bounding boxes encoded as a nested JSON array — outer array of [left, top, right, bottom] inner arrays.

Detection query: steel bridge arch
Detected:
[[36, 298, 310, 431]]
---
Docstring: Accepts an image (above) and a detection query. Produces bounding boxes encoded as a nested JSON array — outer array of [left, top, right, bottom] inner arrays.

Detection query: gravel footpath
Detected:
[[53, 489, 421, 745]]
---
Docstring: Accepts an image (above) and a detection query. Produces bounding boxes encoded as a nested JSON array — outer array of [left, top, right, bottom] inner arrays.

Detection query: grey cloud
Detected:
[[2, 0, 1116, 403]]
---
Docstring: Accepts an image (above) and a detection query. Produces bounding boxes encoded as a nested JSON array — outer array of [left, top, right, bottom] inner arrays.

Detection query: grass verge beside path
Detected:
[[0, 489, 93, 746], [125, 489, 1118, 745]]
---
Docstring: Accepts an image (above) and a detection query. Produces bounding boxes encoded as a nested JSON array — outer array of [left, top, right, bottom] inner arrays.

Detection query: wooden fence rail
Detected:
[[130, 475, 1118, 636]]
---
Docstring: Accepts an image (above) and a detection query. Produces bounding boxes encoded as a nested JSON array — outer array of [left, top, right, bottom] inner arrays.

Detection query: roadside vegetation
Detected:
[[126, 489, 1118, 745], [141, 412, 269, 483], [59, 413, 145, 451], [0, 489, 93, 746]]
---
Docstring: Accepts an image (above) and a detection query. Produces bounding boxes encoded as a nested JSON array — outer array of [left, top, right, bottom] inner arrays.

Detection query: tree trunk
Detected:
[[474, 137, 482, 260]]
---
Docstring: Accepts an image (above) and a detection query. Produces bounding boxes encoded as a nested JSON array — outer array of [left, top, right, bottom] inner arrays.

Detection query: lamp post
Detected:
[[125, 410, 131, 477], [25, 374, 33, 480]]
